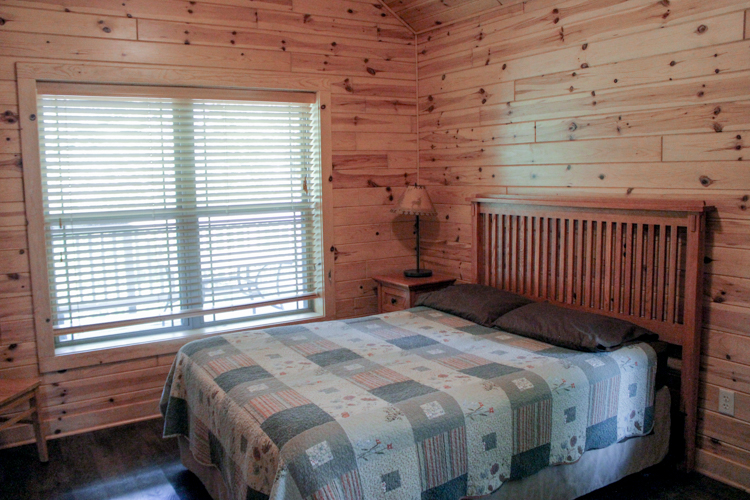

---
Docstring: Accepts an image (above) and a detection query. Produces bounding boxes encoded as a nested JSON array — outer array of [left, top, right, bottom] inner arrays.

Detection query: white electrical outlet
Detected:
[[719, 388, 735, 416]]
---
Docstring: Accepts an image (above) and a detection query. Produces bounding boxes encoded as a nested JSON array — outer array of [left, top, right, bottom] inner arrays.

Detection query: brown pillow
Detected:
[[416, 284, 533, 326], [492, 301, 658, 351]]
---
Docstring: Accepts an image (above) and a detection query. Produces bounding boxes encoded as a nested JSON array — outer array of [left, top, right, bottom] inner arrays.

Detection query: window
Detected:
[[35, 83, 325, 347]]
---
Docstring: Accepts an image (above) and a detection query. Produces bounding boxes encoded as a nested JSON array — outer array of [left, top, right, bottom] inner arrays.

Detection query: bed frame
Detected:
[[470, 195, 712, 471]]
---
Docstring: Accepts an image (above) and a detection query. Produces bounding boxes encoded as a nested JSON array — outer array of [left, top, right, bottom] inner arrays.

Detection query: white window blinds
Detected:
[[37, 85, 323, 344]]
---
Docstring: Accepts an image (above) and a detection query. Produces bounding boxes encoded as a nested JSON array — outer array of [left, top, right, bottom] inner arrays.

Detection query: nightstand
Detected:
[[372, 274, 456, 313]]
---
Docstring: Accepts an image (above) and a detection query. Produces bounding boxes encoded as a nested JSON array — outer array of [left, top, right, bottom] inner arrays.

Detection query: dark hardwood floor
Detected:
[[1, 418, 748, 500]]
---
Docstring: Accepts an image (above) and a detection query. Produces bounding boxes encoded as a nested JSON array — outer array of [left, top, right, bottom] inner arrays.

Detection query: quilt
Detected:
[[161, 307, 657, 500]]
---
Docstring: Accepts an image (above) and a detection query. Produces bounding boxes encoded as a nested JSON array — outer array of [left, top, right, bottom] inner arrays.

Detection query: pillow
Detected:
[[492, 301, 658, 351], [415, 284, 533, 326]]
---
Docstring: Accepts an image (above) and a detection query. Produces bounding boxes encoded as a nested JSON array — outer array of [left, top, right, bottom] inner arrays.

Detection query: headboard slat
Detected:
[[656, 226, 668, 322], [470, 194, 713, 471], [667, 225, 679, 324]]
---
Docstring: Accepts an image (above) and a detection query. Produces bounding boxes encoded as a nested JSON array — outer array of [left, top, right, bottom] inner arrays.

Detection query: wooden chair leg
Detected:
[[30, 387, 48, 463]]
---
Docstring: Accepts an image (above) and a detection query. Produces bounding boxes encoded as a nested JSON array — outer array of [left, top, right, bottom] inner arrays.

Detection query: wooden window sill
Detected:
[[41, 310, 326, 373]]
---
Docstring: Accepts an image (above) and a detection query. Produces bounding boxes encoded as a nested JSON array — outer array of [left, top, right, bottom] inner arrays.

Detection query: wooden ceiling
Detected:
[[382, 0, 527, 34]]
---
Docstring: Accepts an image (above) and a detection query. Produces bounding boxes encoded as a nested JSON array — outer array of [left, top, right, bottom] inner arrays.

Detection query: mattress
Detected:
[[161, 306, 659, 499]]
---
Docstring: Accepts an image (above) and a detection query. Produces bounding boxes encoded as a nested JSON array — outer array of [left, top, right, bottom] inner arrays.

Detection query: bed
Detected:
[[161, 195, 711, 500]]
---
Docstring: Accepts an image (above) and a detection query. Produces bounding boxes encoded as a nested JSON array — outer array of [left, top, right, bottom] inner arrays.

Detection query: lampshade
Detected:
[[391, 185, 437, 216]]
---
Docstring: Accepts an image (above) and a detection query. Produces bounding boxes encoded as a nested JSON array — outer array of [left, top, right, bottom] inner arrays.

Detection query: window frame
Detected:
[[17, 62, 335, 372]]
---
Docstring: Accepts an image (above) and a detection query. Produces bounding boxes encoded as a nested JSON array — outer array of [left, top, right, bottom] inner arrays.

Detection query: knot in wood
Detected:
[[568, 122, 578, 132], [699, 175, 713, 187], [696, 24, 707, 34]]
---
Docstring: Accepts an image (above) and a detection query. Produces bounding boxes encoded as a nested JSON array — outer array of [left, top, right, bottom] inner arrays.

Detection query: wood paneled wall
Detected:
[[2, 0, 749, 492], [417, 0, 750, 490], [0, 0, 416, 447]]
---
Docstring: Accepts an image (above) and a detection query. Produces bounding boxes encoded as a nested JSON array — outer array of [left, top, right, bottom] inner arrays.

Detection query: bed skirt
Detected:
[[178, 386, 670, 500]]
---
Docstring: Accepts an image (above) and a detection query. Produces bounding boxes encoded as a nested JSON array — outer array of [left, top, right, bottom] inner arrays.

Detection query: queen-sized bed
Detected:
[[161, 196, 711, 500]]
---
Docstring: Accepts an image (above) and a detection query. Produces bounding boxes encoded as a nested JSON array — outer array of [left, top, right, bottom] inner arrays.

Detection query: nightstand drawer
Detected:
[[381, 286, 408, 312], [373, 273, 456, 314]]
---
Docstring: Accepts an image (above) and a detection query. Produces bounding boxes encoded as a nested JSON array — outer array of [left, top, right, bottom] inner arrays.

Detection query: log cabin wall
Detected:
[[0, 0, 417, 447], [416, 0, 750, 490]]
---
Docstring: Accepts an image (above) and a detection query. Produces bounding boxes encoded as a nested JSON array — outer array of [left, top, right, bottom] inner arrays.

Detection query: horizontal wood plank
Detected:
[[420, 122, 535, 150], [0, 32, 291, 72], [664, 131, 747, 162], [420, 136, 662, 166], [0, 5, 137, 39], [515, 40, 750, 102], [535, 101, 750, 142], [136, 19, 414, 60], [420, 162, 750, 190], [696, 448, 750, 492]]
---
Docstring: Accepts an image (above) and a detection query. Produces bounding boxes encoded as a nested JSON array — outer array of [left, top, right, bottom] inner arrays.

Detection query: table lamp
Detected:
[[391, 184, 437, 278]]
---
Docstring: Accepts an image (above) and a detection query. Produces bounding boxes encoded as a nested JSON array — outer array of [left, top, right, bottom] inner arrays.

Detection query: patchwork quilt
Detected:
[[161, 307, 657, 500]]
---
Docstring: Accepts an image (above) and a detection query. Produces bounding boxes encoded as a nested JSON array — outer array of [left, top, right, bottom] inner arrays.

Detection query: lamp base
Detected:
[[404, 269, 433, 278]]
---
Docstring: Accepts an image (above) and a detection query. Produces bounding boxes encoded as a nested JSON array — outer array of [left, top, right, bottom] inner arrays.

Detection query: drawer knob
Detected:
[[391, 298, 398, 305]]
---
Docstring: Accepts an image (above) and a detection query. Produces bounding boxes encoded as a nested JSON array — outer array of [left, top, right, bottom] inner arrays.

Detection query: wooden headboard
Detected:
[[470, 194, 713, 470]]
